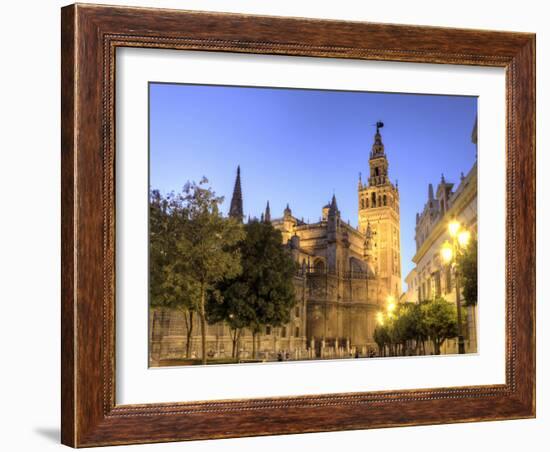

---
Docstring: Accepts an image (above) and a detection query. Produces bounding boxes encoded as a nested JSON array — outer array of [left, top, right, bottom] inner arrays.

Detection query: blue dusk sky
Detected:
[[149, 83, 477, 287]]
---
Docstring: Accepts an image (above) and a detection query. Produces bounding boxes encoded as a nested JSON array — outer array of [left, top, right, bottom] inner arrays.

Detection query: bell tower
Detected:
[[358, 122, 402, 298]]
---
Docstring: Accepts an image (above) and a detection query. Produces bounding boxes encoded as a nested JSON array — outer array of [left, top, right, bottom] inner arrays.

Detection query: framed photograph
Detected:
[[61, 3, 535, 447]]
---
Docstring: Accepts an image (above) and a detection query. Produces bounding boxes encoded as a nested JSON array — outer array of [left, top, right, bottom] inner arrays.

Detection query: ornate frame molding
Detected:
[[61, 4, 535, 447]]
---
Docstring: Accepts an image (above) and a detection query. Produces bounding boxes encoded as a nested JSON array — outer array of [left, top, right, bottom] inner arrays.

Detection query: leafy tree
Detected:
[[393, 303, 419, 356], [206, 280, 255, 360], [373, 324, 390, 357], [457, 236, 478, 306], [209, 220, 297, 359], [409, 302, 428, 355], [149, 189, 199, 358], [175, 179, 245, 364], [421, 297, 459, 355], [244, 221, 297, 358]]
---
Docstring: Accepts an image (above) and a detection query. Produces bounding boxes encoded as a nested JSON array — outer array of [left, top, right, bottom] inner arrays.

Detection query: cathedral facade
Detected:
[[150, 125, 402, 363]]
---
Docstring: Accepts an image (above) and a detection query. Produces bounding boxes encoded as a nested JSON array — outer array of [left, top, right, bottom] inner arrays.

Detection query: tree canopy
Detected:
[[149, 179, 245, 364], [457, 236, 478, 306], [373, 298, 459, 356], [421, 297, 459, 355], [207, 220, 297, 359], [149, 189, 200, 357]]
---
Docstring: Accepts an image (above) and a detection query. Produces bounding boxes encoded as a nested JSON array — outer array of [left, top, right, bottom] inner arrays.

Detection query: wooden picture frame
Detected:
[[61, 3, 535, 447]]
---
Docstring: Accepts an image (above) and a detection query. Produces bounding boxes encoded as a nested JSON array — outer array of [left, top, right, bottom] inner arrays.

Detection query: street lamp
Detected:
[[440, 220, 471, 354], [457, 230, 471, 249], [386, 295, 396, 315], [377, 295, 396, 328]]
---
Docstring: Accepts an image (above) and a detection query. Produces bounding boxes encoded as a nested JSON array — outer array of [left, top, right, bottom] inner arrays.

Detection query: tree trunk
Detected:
[[433, 339, 441, 355], [199, 283, 207, 365], [252, 330, 257, 359], [230, 328, 241, 361], [236, 332, 241, 361], [231, 329, 237, 359], [184, 311, 194, 358]]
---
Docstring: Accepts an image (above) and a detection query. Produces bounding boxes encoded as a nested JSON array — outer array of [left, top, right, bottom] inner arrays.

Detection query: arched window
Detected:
[[375, 167, 379, 176], [314, 258, 325, 273], [349, 257, 363, 273], [383, 194, 387, 206], [378, 196, 382, 207], [366, 198, 369, 208], [371, 192, 376, 207], [361, 198, 365, 209]]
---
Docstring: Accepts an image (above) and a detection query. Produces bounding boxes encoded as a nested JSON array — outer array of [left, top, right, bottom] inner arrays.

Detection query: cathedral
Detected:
[[150, 123, 402, 363]]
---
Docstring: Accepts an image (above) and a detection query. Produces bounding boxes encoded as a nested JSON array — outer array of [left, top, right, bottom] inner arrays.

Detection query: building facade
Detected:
[[402, 122, 478, 354], [150, 125, 402, 364]]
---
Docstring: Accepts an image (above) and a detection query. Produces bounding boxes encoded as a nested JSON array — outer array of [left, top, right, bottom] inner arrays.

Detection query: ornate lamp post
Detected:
[[440, 220, 471, 354]]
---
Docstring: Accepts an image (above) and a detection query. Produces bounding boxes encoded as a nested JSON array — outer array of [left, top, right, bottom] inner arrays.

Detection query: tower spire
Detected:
[[368, 121, 389, 186], [264, 201, 271, 223], [329, 193, 339, 216], [229, 166, 244, 222], [371, 121, 385, 158]]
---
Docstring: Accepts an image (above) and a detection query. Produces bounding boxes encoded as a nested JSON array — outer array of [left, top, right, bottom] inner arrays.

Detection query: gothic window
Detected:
[[295, 326, 300, 337], [350, 257, 363, 273], [361, 198, 365, 209], [371, 192, 376, 207], [266, 325, 271, 335], [314, 258, 325, 273], [295, 306, 300, 317], [366, 198, 369, 208], [281, 326, 287, 338], [375, 167, 379, 176], [378, 196, 382, 207], [383, 195, 387, 206]]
